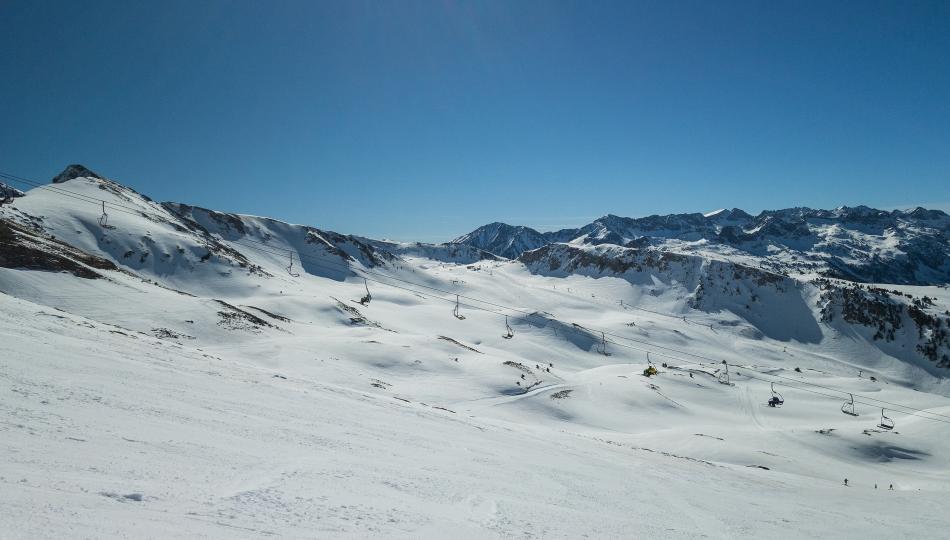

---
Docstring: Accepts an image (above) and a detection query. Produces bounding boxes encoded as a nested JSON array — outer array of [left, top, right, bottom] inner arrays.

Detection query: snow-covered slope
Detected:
[[520, 242, 950, 379], [3, 166, 950, 538], [357, 237, 501, 264], [0, 172, 423, 295], [456, 206, 950, 285]]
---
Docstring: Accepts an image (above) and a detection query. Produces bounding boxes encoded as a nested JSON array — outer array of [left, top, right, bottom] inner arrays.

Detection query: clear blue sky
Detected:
[[2, 1, 948, 241]]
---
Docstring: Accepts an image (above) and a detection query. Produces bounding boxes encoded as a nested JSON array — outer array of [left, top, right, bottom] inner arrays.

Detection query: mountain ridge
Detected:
[[454, 206, 950, 285]]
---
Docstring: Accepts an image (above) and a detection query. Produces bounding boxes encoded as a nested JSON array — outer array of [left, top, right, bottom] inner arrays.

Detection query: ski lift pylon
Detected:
[[841, 393, 858, 416], [453, 295, 465, 320], [502, 315, 513, 339], [878, 408, 895, 430]]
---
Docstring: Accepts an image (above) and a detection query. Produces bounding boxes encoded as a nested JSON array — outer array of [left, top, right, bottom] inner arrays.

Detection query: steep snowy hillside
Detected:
[[3, 165, 950, 538], [1, 168, 440, 295], [456, 206, 950, 285]]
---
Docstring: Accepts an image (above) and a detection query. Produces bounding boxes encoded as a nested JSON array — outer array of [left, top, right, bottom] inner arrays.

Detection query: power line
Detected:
[[4, 169, 950, 425]]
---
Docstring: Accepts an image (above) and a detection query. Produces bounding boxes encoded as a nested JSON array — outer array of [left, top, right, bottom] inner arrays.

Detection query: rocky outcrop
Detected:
[[0, 182, 24, 200], [0, 219, 117, 279]]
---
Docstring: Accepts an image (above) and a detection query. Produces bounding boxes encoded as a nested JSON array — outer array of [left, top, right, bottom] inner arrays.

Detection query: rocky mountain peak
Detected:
[[52, 164, 104, 184]]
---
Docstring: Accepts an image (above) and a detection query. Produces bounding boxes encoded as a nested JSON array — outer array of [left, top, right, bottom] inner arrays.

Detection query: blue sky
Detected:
[[2, 1, 948, 241]]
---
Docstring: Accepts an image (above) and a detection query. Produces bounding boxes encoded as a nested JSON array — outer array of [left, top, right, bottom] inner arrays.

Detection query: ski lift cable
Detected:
[[746, 372, 947, 424], [742, 369, 948, 423], [0, 172, 181, 222], [738, 370, 950, 425], [1, 172, 122, 206], [5, 169, 950, 423]]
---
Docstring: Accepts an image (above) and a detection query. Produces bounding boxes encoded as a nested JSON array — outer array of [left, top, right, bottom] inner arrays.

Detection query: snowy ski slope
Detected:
[[2, 173, 950, 538]]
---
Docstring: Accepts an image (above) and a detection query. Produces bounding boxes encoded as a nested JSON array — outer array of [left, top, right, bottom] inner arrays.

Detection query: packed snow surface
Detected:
[[2, 174, 950, 538]]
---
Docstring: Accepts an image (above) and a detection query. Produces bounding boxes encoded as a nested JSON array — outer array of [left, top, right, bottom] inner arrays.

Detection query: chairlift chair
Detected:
[[453, 295, 465, 320], [768, 382, 784, 407], [502, 315, 513, 339], [597, 332, 611, 356], [841, 393, 858, 416], [878, 408, 895, 430], [287, 251, 300, 277], [358, 278, 372, 306], [718, 361, 731, 385], [98, 201, 110, 228]]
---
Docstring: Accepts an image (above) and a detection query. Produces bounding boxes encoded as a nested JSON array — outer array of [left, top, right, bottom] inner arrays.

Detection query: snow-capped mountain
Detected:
[[451, 222, 550, 259], [455, 206, 950, 285], [1, 166, 499, 290], [4, 165, 950, 538]]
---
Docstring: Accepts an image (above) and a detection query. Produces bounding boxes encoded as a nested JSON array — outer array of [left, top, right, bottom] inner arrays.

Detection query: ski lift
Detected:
[[878, 408, 895, 430], [287, 251, 300, 277], [453, 295, 465, 320], [646, 352, 654, 366], [502, 315, 513, 339], [357, 278, 372, 306], [718, 361, 731, 385], [98, 201, 109, 228], [596, 332, 611, 356], [841, 393, 858, 416], [768, 382, 784, 407]]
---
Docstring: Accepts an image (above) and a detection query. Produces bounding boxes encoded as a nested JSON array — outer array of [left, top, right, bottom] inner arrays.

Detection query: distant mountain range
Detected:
[[453, 207, 950, 285]]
